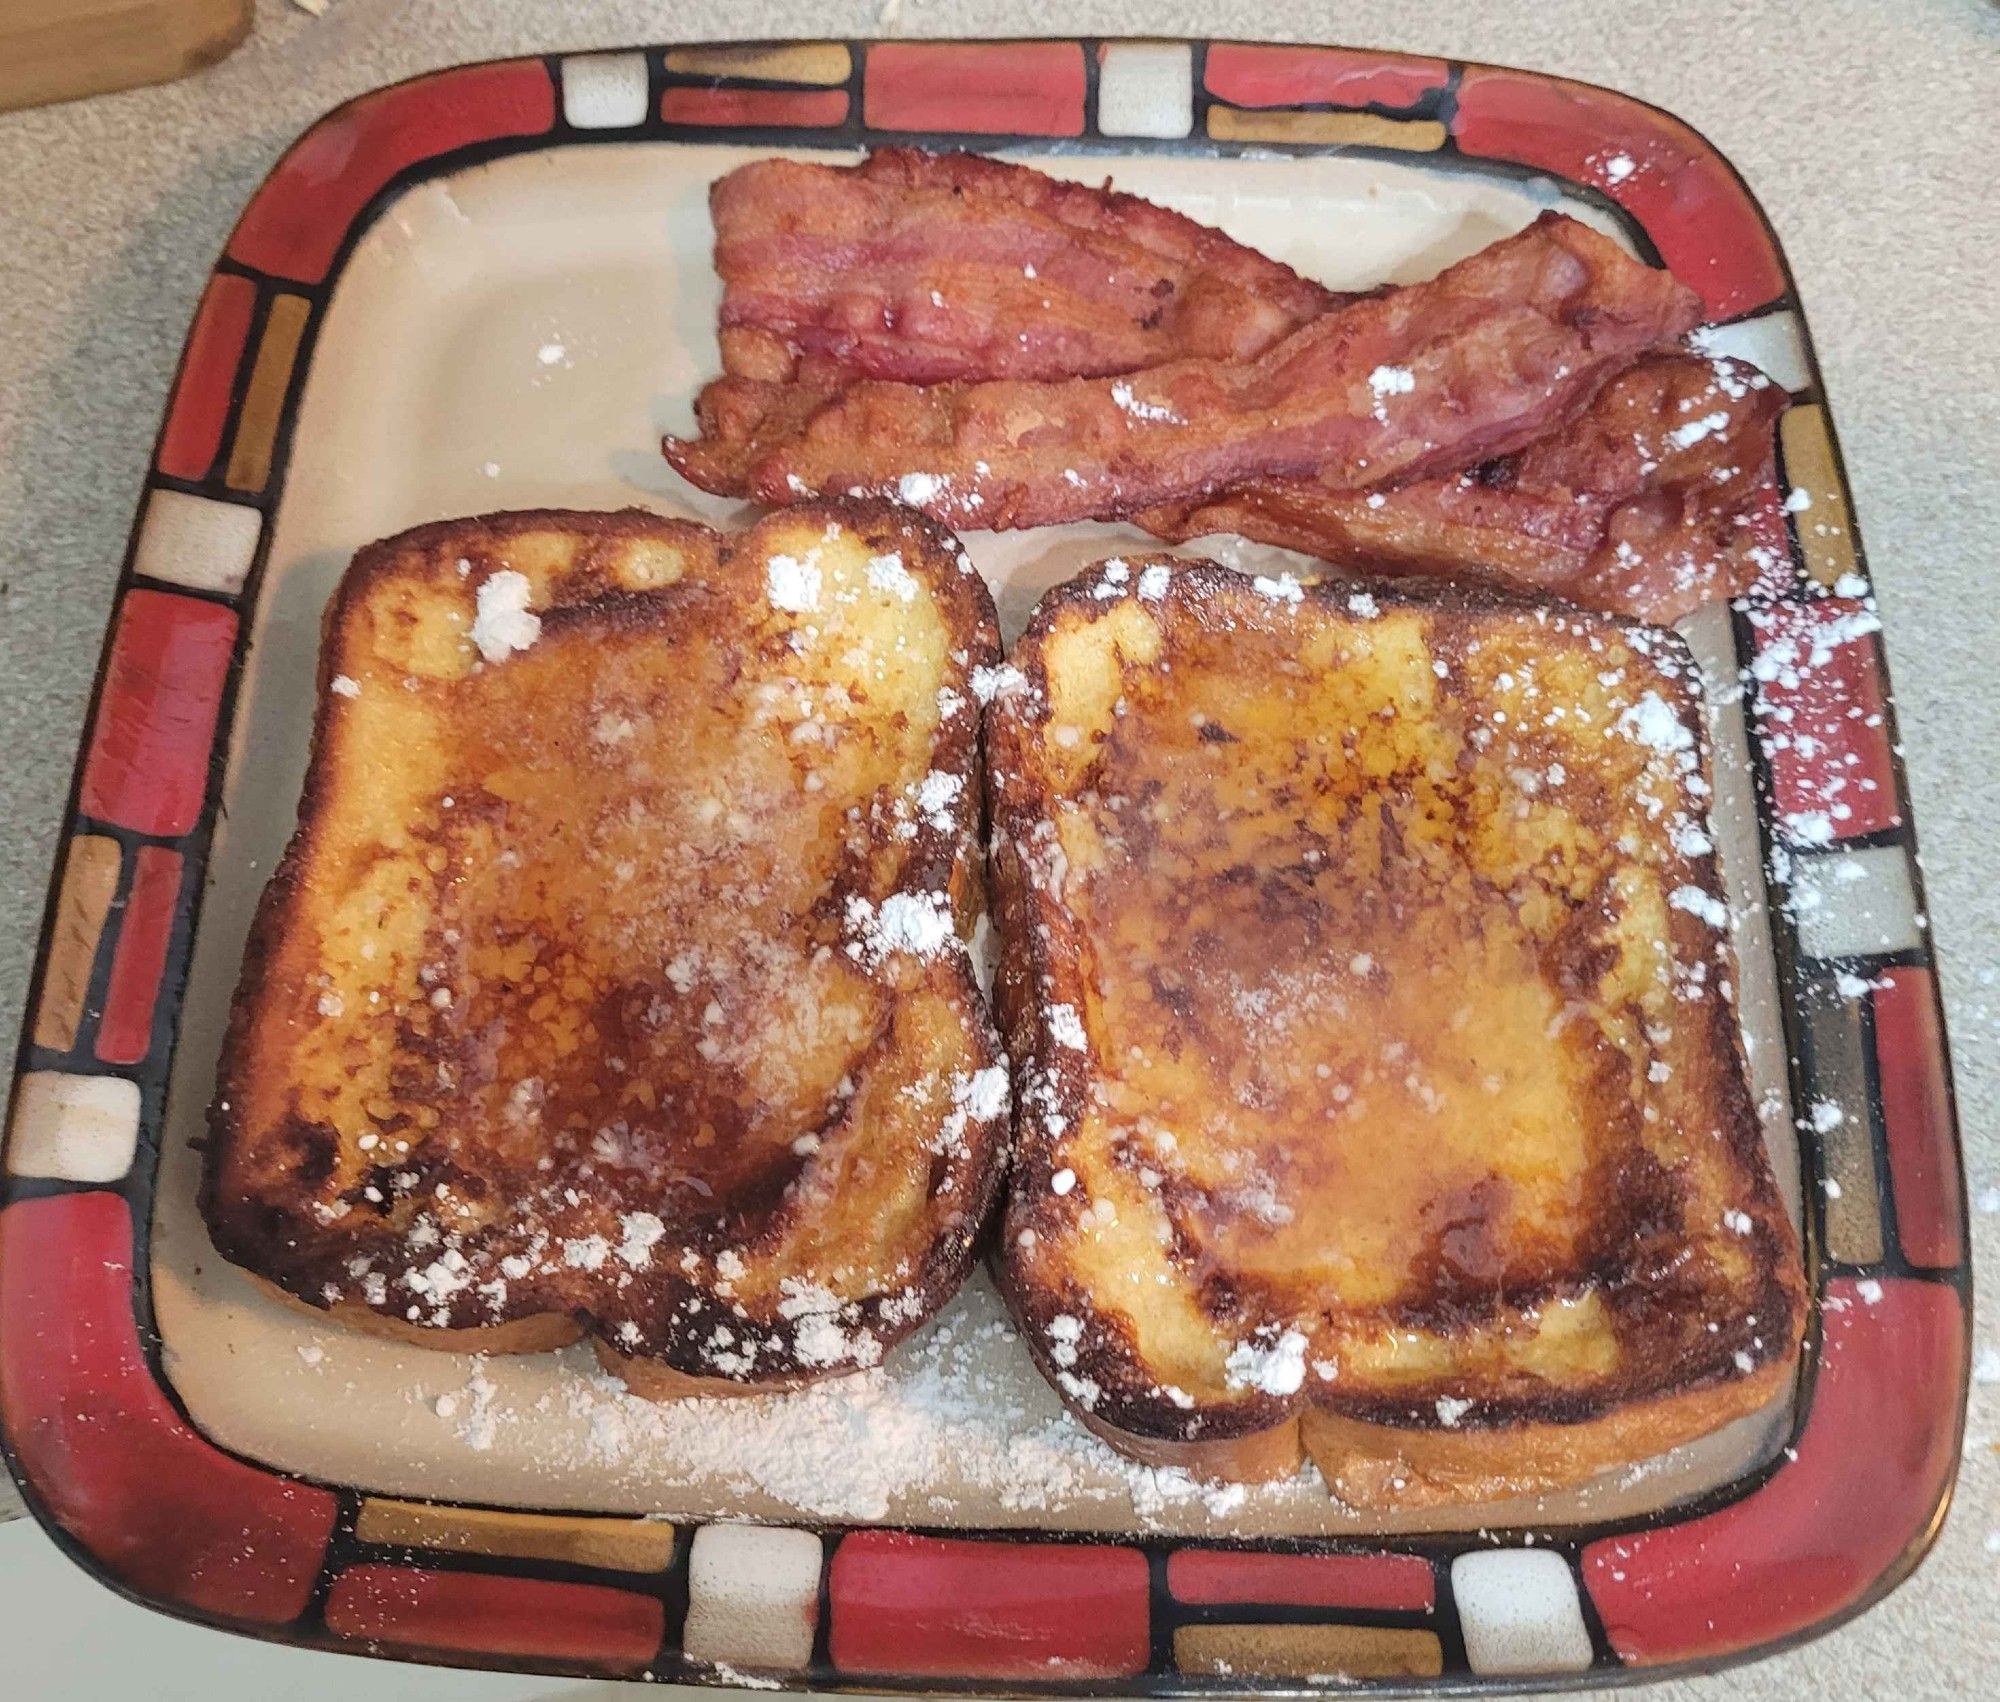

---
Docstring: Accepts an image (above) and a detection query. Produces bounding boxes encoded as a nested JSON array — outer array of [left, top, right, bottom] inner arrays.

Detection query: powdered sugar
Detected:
[[1224, 1328, 1309, 1397], [1669, 885, 1731, 929], [1667, 411, 1731, 451], [844, 890, 958, 966], [470, 570, 541, 663], [765, 553, 821, 614], [617, 1212, 665, 1268], [1110, 380, 1181, 424], [912, 769, 964, 832], [1618, 691, 1694, 754], [1046, 1003, 1088, 1051], [1368, 364, 1415, 402], [866, 551, 919, 603], [780, 1281, 884, 1372], [970, 662, 1028, 704], [420, 1281, 1329, 1529]]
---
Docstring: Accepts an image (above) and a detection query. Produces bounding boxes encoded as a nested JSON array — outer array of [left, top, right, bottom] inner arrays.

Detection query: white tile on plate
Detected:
[[562, 52, 651, 130], [1451, 1548, 1594, 1675], [6, 1072, 141, 1183], [1097, 42, 1195, 139], [1789, 843, 1924, 959], [1690, 307, 1811, 394], [683, 1523, 822, 1670], [131, 488, 262, 596]]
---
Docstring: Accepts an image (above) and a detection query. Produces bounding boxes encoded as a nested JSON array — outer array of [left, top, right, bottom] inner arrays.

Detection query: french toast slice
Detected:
[[205, 503, 1009, 1395], [989, 557, 1807, 1505]]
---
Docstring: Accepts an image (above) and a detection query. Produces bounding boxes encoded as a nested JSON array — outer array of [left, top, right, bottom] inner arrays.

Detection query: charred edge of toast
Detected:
[[203, 502, 1011, 1385], [989, 557, 1807, 1445]]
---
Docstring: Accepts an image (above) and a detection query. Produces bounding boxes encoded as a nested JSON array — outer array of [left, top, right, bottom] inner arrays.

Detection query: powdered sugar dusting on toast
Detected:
[[208, 505, 1009, 1389], [990, 559, 1802, 1462], [470, 569, 541, 662]]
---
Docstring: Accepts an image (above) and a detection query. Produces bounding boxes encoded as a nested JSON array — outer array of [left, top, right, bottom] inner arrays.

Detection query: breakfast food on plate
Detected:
[[987, 556, 1807, 1505], [670, 147, 1340, 496], [205, 504, 1009, 1396], [708, 149, 1344, 386], [666, 149, 1787, 624], [677, 212, 1702, 531], [1139, 353, 1788, 624]]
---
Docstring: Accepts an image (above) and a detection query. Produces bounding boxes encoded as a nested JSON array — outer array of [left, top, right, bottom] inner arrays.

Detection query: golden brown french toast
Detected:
[[205, 503, 1009, 1395], [988, 557, 1806, 1505]]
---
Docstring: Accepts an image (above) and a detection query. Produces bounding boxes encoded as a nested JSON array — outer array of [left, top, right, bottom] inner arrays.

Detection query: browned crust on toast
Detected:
[[255, 1272, 815, 1399], [205, 502, 1009, 1394], [988, 557, 1807, 1500], [1071, 1356, 1793, 1506], [251, 1272, 589, 1355]]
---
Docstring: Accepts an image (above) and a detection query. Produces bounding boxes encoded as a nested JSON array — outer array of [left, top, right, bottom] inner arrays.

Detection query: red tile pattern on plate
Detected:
[[228, 60, 557, 283], [661, 87, 849, 128], [1452, 69, 1785, 319], [1204, 43, 1447, 112], [1584, 1276, 1961, 1663], [1744, 597, 1897, 841], [157, 274, 257, 482], [1874, 968, 1963, 1267], [864, 43, 1086, 136], [325, 1564, 663, 1671], [0, 1192, 336, 1622], [95, 846, 184, 1065], [1168, 1548, 1435, 1611], [830, 1532, 1149, 1678], [77, 590, 238, 838]]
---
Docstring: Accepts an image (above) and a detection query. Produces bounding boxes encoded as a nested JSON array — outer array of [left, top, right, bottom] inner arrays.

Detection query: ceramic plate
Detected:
[[0, 36, 1970, 1693]]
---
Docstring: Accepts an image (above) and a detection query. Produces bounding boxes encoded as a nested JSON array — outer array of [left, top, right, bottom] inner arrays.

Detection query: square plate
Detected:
[[0, 36, 1971, 1693]]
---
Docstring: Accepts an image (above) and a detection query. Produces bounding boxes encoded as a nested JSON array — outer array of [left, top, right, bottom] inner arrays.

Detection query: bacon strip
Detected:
[[674, 214, 1704, 532], [667, 377, 838, 499], [711, 150, 1343, 387], [1139, 354, 1788, 624]]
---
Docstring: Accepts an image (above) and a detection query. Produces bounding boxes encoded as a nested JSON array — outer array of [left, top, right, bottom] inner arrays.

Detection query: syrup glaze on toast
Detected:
[[990, 559, 1806, 1503], [205, 504, 1008, 1391]]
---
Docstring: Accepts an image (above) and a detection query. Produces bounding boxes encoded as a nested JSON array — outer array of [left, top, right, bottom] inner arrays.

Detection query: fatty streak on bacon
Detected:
[[710, 150, 1343, 387], [1139, 354, 1789, 624], [686, 214, 1704, 532]]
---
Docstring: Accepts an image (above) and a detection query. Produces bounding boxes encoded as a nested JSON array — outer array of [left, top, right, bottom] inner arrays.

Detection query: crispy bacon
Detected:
[[710, 150, 1342, 387], [666, 377, 837, 499], [1139, 354, 1789, 624], [676, 214, 1704, 531]]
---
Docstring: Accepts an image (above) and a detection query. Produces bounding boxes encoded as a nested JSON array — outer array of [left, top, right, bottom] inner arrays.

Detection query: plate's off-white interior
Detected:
[[151, 141, 1799, 1536]]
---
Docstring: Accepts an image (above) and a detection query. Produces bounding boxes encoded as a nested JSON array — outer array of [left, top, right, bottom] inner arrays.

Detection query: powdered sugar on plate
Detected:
[[414, 1276, 1327, 1530]]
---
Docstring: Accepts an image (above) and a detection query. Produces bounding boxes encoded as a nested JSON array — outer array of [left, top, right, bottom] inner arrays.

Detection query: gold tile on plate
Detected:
[[225, 293, 312, 494], [1800, 989, 1885, 1264], [664, 44, 851, 86], [1207, 106, 1445, 151], [33, 835, 121, 1052], [1778, 404, 1860, 589], [1174, 1623, 1444, 1679], [355, 1498, 675, 1573]]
